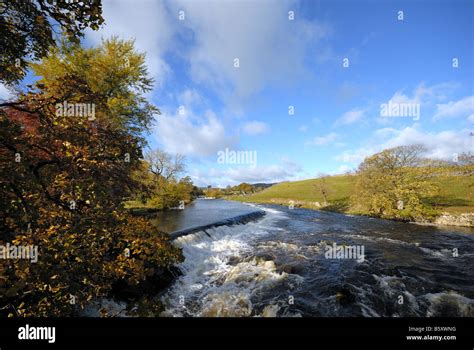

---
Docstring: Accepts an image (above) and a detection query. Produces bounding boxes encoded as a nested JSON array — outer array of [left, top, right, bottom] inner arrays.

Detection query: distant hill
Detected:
[[231, 173, 474, 217]]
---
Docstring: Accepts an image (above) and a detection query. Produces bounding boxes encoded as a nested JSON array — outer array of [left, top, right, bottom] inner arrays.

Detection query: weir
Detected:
[[162, 202, 474, 317], [169, 210, 266, 240]]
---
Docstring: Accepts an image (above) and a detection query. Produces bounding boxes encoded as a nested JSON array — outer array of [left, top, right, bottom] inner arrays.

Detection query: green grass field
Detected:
[[427, 175, 474, 214], [231, 173, 474, 216]]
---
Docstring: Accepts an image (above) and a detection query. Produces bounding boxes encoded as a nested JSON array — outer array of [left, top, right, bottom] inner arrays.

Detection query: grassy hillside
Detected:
[[231, 173, 474, 216], [427, 175, 474, 214]]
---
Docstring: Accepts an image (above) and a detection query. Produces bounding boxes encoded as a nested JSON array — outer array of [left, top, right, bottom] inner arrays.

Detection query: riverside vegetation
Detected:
[[0, 1, 188, 317], [231, 146, 474, 227], [0, 1, 472, 319]]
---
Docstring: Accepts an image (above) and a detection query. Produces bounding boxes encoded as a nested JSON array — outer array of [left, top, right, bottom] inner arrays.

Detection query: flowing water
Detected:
[[158, 199, 474, 317]]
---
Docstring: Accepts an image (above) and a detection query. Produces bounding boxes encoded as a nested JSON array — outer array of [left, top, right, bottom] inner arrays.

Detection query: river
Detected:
[[156, 199, 474, 317]]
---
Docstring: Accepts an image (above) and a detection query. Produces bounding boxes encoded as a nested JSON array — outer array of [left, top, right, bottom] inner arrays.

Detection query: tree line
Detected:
[[0, 0, 186, 316], [353, 145, 473, 221]]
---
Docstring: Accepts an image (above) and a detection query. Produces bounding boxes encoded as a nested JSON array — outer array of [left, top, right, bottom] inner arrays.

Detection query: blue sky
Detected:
[[2, 0, 473, 187]]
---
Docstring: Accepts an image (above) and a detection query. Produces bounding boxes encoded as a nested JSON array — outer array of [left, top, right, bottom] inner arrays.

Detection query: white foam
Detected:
[[423, 291, 474, 317], [161, 210, 289, 317]]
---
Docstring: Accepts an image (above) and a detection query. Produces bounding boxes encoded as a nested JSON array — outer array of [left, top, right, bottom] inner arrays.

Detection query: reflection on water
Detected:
[[150, 199, 260, 233], [160, 199, 474, 317]]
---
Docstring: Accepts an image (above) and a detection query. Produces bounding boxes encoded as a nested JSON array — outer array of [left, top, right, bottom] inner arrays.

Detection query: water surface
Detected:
[[150, 199, 260, 233], [159, 199, 474, 317]]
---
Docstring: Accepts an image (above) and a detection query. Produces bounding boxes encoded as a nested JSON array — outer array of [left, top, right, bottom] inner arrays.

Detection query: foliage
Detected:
[[237, 183, 254, 195], [128, 149, 196, 210], [232, 153, 473, 219], [203, 188, 224, 198], [219, 183, 258, 196], [146, 176, 195, 210], [0, 38, 182, 317], [30, 37, 158, 141], [352, 145, 439, 221], [0, 0, 104, 84]]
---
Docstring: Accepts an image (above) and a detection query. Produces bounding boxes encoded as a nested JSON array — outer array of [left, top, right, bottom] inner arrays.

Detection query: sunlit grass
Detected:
[[230, 172, 473, 216]]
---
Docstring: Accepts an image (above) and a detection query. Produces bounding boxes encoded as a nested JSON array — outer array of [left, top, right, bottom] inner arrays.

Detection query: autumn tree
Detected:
[[352, 145, 439, 221], [30, 36, 158, 141], [237, 183, 254, 195], [203, 188, 223, 198], [0, 38, 182, 317], [0, 0, 104, 84]]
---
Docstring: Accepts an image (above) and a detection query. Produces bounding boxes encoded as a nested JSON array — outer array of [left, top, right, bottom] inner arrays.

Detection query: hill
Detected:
[[231, 173, 474, 219]]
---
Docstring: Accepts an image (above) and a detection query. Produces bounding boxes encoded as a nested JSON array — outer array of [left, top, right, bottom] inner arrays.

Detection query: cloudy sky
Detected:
[[3, 0, 473, 187]]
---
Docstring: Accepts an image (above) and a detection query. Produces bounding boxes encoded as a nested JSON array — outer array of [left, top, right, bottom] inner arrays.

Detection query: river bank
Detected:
[[228, 197, 474, 228], [159, 199, 474, 317], [86, 199, 474, 317]]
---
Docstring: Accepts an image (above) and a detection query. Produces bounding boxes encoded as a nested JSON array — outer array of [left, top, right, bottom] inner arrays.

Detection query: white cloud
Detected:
[[336, 125, 472, 165], [333, 108, 365, 126], [0, 83, 14, 101], [374, 127, 398, 138], [307, 132, 338, 146], [380, 126, 471, 160], [242, 121, 269, 135], [85, 0, 174, 86], [335, 148, 373, 164], [178, 88, 202, 107], [191, 158, 303, 187], [387, 90, 419, 106], [154, 109, 237, 156], [387, 82, 459, 106], [374, 82, 460, 124], [433, 95, 474, 121], [170, 0, 331, 102]]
